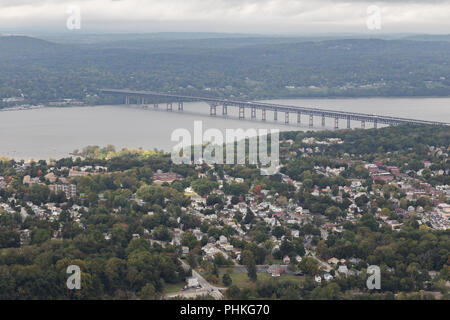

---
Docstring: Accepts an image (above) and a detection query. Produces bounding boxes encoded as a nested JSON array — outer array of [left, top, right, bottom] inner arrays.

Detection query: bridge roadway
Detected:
[[99, 89, 449, 128]]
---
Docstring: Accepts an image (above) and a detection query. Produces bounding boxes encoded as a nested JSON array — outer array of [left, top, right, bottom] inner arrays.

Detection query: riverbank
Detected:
[[0, 97, 448, 160]]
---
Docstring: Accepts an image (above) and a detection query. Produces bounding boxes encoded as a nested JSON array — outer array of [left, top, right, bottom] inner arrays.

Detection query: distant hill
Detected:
[[402, 34, 450, 42], [0, 34, 449, 104], [0, 35, 57, 58], [0, 35, 55, 48]]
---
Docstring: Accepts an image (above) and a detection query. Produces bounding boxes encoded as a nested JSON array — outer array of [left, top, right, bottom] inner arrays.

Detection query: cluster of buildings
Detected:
[[22, 173, 77, 199], [0, 138, 448, 288]]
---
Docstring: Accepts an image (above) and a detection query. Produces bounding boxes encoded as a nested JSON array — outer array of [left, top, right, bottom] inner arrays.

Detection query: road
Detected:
[[307, 250, 333, 272], [166, 259, 225, 300]]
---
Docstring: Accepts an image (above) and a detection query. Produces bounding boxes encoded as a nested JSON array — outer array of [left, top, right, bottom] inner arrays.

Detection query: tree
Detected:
[[243, 209, 255, 225], [28, 184, 50, 205], [225, 285, 241, 299], [299, 257, 319, 276], [181, 232, 198, 250], [139, 283, 157, 300], [153, 225, 171, 241], [222, 273, 232, 286], [214, 253, 232, 266], [316, 240, 329, 260], [325, 206, 342, 221], [311, 282, 342, 300], [31, 228, 51, 245], [241, 250, 257, 282], [247, 262, 257, 282], [186, 252, 197, 268]]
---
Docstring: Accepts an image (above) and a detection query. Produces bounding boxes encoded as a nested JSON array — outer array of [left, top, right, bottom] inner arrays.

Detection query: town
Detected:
[[0, 124, 448, 300]]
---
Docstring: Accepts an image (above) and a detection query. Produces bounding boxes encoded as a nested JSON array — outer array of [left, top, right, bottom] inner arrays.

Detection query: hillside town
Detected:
[[0, 125, 448, 300]]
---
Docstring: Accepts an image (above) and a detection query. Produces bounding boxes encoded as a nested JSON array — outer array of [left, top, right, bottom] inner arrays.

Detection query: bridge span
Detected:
[[99, 89, 449, 129]]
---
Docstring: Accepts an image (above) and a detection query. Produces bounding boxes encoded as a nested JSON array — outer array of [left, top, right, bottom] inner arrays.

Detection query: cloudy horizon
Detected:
[[0, 0, 449, 35]]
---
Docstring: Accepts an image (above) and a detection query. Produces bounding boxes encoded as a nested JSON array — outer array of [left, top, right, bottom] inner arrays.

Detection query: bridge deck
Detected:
[[99, 89, 449, 126]]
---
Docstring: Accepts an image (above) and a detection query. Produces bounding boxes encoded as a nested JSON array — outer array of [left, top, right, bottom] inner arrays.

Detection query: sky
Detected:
[[0, 0, 449, 35]]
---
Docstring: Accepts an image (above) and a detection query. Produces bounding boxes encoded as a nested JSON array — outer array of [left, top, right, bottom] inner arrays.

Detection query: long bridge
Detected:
[[99, 89, 449, 129]]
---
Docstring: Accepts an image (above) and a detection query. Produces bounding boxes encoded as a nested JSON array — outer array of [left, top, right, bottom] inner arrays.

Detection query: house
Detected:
[[153, 172, 183, 184], [186, 277, 200, 289], [437, 203, 450, 219], [44, 172, 57, 183], [328, 257, 340, 266], [193, 229, 205, 241], [338, 265, 348, 275], [371, 172, 394, 182], [268, 264, 284, 277], [69, 169, 92, 177], [324, 273, 333, 281], [181, 246, 190, 255], [386, 220, 403, 230], [48, 184, 77, 199], [219, 235, 228, 245], [0, 176, 7, 189], [223, 244, 234, 252], [23, 175, 40, 185]]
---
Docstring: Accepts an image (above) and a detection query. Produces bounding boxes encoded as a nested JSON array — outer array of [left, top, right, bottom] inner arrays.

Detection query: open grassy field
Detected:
[[163, 282, 186, 294], [217, 267, 305, 289]]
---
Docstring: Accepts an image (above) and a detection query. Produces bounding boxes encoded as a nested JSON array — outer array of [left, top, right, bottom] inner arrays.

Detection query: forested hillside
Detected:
[[1, 34, 449, 107]]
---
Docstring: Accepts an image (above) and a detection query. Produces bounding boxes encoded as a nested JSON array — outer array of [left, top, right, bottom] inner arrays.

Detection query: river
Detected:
[[0, 97, 448, 160]]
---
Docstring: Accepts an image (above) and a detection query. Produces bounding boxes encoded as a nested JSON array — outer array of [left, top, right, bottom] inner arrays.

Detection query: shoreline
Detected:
[[0, 96, 448, 161], [2, 95, 450, 113]]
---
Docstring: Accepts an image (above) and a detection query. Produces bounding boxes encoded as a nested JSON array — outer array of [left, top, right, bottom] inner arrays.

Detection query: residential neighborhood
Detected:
[[0, 126, 448, 300]]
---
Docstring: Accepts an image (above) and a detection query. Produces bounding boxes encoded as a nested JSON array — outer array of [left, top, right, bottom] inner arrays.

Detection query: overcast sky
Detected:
[[0, 0, 449, 34]]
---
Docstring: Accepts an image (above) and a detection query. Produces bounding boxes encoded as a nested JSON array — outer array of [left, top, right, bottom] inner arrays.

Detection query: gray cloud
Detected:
[[0, 0, 449, 34]]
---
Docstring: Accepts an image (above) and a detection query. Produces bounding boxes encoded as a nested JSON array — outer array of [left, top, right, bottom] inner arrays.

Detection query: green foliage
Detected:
[[2, 36, 450, 106]]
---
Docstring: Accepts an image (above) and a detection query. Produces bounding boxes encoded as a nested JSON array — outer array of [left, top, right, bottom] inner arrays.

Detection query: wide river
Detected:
[[0, 97, 449, 160]]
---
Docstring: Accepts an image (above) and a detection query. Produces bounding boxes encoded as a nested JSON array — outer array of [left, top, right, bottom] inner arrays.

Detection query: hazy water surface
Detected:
[[0, 97, 448, 160]]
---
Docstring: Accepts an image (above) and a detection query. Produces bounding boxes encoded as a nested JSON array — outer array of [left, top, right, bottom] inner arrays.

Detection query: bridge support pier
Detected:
[[285, 112, 289, 124], [334, 117, 339, 130], [239, 107, 245, 119], [99, 90, 446, 128], [222, 105, 228, 115], [210, 104, 217, 116], [297, 112, 301, 125], [274, 110, 278, 121]]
